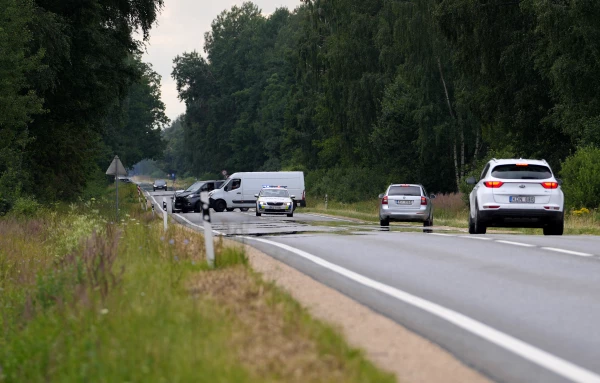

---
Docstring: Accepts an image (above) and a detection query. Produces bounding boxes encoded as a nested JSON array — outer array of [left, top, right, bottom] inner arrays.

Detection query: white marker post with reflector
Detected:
[[200, 191, 215, 268], [162, 197, 168, 232]]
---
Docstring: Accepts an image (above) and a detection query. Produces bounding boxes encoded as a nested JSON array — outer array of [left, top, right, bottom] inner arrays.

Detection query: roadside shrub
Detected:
[[560, 146, 600, 209], [306, 167, 389, 203], [11, 196, 41, 217]]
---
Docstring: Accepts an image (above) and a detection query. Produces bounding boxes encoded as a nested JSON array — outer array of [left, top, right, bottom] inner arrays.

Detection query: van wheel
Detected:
[[214, 200, 226, 213], [287, 212, 293, 217], [240, 207, 249, 212], [226, 208, 234, 212]]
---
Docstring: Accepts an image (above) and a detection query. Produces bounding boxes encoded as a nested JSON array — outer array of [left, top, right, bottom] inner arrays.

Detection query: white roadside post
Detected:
[[325, 194, 328, 210], [200, 191, 215, 268], [151, 203, 155, 217], [162, 197, 168, 232]]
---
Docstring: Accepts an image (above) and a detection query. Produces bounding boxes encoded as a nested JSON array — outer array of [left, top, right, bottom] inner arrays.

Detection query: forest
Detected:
[[0, 0, 167, 213], [164, 0, 600, 207]]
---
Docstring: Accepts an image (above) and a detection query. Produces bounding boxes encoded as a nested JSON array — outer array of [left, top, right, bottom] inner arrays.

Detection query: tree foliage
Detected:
[[0, 0, 165, 209], [167, 0, 600, 200]]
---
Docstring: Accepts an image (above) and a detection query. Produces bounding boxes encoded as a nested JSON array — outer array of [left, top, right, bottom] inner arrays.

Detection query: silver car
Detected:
[[379, 184, 435, 227], [255, 187, 295, 217]]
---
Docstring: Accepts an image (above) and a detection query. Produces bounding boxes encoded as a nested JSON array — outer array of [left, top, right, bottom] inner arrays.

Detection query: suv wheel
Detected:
[[240, 207, 249, 212], [543, 220, 564, 236], [194, 202, 201, 213], [214, 200, 226, 213], [473, 205, 486, 234], [468, 208, 476, 234], [226, 208, 234, 212], [380, 217, 389, 227]]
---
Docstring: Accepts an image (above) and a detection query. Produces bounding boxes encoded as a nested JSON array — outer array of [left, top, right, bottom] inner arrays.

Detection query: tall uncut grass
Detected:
[[0, 184, 393, 382]]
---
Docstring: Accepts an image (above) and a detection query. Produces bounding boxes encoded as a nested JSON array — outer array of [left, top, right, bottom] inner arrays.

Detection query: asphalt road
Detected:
[[147, 189, 600, 383]]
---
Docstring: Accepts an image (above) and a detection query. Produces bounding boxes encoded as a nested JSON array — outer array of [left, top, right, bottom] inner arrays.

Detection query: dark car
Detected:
[[153, 179, 167, 191], [173, 180, 225, 213]]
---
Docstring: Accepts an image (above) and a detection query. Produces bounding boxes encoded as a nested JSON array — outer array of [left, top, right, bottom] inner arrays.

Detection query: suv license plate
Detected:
[[396, 200, 412, 205], [509, 196, 535, 203]]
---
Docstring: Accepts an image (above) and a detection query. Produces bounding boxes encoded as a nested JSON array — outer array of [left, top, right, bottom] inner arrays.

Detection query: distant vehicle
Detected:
[[153, 179, 167, 192], [172, 180, 225, 213], [209, 171, 305, 213], [466, 158, 564, 235], [118, 176, 132, 183], [255, 186, 295, 217], [379, 184, 435, 228]]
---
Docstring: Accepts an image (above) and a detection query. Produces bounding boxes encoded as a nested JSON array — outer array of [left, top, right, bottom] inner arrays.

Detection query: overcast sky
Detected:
[[139, 0, 302, 123]]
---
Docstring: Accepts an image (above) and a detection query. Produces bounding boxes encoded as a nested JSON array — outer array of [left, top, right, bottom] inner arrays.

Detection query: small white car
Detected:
[[254, 187, 295, 217], [466, 158, 564, 235]]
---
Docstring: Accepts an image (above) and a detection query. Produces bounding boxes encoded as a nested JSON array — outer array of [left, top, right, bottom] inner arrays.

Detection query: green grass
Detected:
[[0, 185, 394, 382]]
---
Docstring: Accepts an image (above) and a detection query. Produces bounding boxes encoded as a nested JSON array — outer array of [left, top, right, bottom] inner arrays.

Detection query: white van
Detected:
[[208, 171, 306, 212]]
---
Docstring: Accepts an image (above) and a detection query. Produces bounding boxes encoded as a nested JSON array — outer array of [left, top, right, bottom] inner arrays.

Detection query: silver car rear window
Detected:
[[388, 186, 421, 196], [491, 165, 552, 180]]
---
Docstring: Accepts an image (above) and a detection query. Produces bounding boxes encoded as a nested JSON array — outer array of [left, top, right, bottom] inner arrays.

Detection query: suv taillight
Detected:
[[382, 196, 388, 205], [484, 181, 504, 188], [541, 182, 558, 189], [421, 196, 427, 205]]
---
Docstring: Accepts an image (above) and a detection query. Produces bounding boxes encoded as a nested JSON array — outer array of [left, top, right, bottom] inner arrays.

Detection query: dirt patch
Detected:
[[243, 244, 490, 383]]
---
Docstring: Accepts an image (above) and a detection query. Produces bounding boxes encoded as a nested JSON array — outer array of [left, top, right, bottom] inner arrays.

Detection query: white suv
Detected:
[[466, 159, 564, 235]]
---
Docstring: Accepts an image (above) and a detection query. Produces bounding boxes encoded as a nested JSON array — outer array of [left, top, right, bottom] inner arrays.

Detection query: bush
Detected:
[[11, 196, 41, 217], [560, 146, 600, 209], [306, 167, 389, 203]]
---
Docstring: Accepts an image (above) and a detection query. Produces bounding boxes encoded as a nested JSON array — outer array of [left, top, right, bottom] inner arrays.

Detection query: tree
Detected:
[[0, 0, 44, 211]]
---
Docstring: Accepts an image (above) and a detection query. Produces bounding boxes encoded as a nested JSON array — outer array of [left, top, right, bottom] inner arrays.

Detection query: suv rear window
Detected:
[[491, 165, 552, 180], [388, 186, 422, 196]]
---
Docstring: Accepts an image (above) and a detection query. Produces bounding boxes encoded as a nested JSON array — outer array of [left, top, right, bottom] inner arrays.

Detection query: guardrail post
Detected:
[[200, 191, 215, 268]]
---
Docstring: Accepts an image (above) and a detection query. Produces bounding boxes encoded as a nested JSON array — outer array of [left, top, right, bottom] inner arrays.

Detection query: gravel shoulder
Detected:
[[242, 243, 490, 383]]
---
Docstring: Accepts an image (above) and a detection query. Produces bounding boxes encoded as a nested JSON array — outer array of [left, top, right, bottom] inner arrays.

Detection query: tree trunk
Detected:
[[437, 57, 460, 190]]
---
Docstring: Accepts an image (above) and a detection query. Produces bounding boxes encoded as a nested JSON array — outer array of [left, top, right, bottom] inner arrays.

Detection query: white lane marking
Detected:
[[495, 240, 536, 248], [174, 213, 225, 236], [244, 236, 600, 383], [460, 236, 492, 240], [541, 247, 594, 257], [303, 213, 354, 222], [430, 233, 454, 237]]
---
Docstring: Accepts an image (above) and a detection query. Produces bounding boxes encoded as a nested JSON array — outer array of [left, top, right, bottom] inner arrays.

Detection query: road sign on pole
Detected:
[[105, 155, 127, 222]]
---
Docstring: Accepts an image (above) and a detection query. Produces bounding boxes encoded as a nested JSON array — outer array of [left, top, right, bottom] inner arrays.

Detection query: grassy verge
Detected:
[[0, 185, 393, 382], [304, 194, 600, 235]]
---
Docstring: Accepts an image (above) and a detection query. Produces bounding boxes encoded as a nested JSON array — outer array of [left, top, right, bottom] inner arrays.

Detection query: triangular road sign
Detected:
[[105, 155, 128, 176]]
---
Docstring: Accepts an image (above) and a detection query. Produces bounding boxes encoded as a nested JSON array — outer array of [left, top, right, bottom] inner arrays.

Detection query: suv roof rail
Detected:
[[491, 158, 497, 162]]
